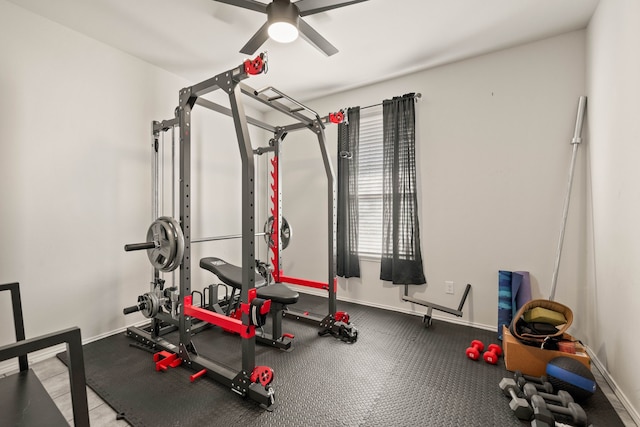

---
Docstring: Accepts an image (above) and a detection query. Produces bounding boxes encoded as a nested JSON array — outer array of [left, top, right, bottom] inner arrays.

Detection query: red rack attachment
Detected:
[[329, 110, 344, 124], [184, 295, 255, 338], [244, 53, 266, 75], [335, 311, 350, 323], [154, 350, 182, 372], [269, 156, 281, 281], [251, 366, 274, 387], [190, 369, 208, 383]]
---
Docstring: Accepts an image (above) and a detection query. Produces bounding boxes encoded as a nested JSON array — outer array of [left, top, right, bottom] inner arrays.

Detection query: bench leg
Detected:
[[271, 303, 284, 339], [256, 302, 294, 350]]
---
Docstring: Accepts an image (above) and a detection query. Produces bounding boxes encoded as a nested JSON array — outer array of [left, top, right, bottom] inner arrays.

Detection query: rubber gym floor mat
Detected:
[[59, 293, 625, 426]]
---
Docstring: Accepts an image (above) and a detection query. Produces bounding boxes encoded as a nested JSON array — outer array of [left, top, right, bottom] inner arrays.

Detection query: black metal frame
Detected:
[[0, 282, 89, 426], [126, 56, 339, 408], [402, 283, 472, 327], [259, 88, 340, 329]]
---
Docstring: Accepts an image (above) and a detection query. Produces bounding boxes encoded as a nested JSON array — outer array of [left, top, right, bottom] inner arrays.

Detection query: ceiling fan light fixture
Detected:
[[268, 21, 298, 43], [267, 0, 300, 43]]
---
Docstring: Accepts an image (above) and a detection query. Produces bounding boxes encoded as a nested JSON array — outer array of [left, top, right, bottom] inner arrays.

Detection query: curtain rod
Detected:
[[358, 92, 422, 111]]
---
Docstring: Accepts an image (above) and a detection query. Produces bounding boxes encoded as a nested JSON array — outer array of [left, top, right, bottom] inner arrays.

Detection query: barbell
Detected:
[[125, 216, 291, 272]]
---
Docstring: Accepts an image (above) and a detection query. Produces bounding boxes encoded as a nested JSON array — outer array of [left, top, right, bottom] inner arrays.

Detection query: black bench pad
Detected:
[[257, 283, 299, 305], [200, 257, 266, 289]]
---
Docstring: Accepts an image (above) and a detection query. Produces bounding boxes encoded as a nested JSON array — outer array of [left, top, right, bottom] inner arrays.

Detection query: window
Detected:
[[357, 105, 383, 256]]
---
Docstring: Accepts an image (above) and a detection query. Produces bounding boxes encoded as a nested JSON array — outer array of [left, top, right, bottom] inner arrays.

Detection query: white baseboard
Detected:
[[288, 285, 496, 332], [0, 319, 149, 376], [587, 348, 640, 426], [0, 347, 63, 376]]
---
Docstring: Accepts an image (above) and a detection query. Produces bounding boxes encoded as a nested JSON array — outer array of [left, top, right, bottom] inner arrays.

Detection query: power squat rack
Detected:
[[122, 54, 356, 409]]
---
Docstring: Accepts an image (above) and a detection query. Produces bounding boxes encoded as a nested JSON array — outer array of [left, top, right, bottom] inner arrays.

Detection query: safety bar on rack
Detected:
[[183, 295, 254, 338], [279, 275, 336, 292]]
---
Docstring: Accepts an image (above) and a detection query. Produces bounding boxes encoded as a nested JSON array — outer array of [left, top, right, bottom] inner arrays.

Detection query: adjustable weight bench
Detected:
[[200, 257, 299, 350]]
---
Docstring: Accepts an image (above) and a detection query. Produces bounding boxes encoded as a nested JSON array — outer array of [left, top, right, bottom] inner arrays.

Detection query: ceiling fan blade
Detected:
[[298, 18, 339, 56], [212, 0, 268, 14], [240, 22, 270, 55], [296, 0, 369, 17]]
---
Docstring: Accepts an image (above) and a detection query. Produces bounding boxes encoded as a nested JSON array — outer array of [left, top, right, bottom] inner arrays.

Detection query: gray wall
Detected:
[[585, 0, 640, 421]]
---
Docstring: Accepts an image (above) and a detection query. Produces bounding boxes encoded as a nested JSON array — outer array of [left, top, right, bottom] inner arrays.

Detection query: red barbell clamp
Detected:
[[335, 311, 350, 323], [244, 53, 267, 75], [329, 110, 345, 124]]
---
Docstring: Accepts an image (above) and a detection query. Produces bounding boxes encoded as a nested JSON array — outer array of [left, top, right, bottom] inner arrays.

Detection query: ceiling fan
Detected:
[[213, 0, 369, 56]]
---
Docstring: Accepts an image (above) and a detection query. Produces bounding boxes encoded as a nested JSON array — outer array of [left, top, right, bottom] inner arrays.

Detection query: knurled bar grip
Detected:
[[124, 242, 156, 251]]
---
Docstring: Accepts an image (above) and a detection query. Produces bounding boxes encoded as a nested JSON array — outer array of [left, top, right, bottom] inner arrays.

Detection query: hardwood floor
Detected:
[[30, 357, 130, 426]]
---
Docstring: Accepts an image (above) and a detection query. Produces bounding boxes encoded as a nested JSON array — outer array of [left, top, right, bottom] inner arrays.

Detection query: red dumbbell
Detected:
[[465, 340, 485, 361], [483, 343, 503, 364]]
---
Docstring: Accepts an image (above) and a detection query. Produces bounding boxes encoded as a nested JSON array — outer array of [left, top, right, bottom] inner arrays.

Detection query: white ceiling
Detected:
[[8, 0, 599, 103]]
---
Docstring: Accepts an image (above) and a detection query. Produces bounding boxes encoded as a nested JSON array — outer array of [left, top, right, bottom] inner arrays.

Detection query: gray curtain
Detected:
[[337, 107, 360, 278], [380, 94, 426, 285]]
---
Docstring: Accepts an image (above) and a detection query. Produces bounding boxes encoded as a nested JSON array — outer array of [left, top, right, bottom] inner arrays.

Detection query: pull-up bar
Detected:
[[253, 86, 324, 126], [155, 87, 342, 135]]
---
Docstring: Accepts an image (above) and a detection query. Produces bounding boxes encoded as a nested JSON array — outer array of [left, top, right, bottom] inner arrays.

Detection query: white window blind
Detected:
[[357, 105, 383, 257]]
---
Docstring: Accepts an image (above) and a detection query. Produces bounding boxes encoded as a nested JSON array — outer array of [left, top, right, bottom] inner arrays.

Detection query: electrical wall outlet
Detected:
[[445, 281, 455, 294]]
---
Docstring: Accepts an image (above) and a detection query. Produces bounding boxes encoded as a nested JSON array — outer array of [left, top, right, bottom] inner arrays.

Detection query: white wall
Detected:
[[0, 0, 265, 366], [276, 31, 587, 332], [585, 0, 640, 421]]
